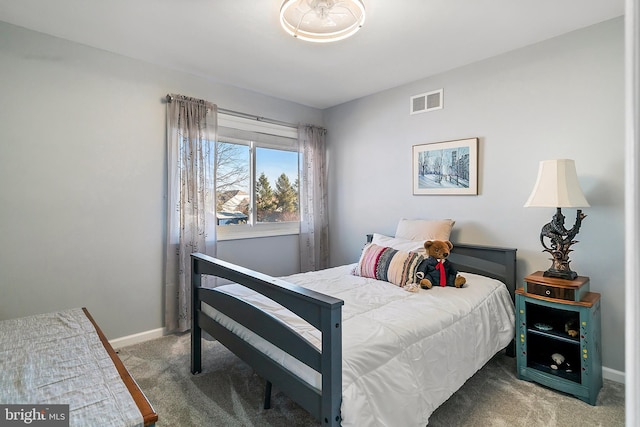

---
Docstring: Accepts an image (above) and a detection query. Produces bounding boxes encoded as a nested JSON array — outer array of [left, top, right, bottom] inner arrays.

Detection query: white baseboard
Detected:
[[603, 366, 625, 384], [109, 327, 165, 350]]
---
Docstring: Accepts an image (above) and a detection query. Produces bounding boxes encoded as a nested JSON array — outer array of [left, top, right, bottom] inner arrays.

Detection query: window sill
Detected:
[[216, 222, 300, 241]]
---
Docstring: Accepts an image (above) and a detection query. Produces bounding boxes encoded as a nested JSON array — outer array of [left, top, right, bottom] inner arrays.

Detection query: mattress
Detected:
[[202, 264, 515, 427], [0, 308, 144, 427]]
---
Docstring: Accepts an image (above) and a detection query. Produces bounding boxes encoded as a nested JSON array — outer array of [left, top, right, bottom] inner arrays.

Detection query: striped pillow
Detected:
[[354, 243, 424, 287]]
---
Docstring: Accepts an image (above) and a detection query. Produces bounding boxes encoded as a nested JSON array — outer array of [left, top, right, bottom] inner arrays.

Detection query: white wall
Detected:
[[324, 18, 625, 373], [0, 22, 322, 339]]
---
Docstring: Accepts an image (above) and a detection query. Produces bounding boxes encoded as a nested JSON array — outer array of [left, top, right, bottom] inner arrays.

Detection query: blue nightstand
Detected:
[[515, 272, 602, 405]]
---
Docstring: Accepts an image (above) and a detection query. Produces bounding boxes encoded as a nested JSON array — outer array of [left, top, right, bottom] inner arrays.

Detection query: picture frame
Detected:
[[412, 137, 478, 195]]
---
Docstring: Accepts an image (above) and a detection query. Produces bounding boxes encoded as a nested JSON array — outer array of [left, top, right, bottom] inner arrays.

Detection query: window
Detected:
[[215, 114, 299, 240]]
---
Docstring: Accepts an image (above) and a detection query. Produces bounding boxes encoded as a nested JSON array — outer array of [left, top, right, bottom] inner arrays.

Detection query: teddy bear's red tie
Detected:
[[435, 261, 446, 286]]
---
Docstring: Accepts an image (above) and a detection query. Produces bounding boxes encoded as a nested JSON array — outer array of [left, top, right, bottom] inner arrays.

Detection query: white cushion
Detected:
[[394, 219, 455, 242], [371, 233, 426, 254]]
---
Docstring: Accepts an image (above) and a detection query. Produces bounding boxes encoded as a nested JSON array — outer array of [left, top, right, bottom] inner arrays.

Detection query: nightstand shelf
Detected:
[[527, 327, 579, 344], [528, 361, 581, 383], [516, 272, 602, 405]]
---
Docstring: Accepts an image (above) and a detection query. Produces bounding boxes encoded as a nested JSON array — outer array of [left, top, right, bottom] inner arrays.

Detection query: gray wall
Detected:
[[0, 22, 321, 338], [324, 18, 625, 373], [0, 17, 626, 375]]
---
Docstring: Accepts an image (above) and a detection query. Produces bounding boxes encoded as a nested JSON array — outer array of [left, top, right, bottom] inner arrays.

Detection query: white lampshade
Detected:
[[279, 0, 366, 43], [524, 159, 590, 208]]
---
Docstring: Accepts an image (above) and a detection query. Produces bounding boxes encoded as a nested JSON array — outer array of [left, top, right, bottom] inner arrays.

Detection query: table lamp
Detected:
[[524, 159, 590, 280]]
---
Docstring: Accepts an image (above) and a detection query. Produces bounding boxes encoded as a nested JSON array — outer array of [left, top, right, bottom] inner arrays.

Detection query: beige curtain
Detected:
[[299, 125, 329, 272], [165, 94, 217, 332]]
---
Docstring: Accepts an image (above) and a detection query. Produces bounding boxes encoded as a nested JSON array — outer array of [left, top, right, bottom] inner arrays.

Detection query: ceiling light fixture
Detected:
[[279, 0, 366, 43]]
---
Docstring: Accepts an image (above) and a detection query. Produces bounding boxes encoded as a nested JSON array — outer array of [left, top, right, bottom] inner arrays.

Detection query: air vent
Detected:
[[410, 89, 443, 115]]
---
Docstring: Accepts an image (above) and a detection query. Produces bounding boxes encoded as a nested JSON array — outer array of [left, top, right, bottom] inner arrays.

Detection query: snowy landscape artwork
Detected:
[[413, 138, 478, 195]]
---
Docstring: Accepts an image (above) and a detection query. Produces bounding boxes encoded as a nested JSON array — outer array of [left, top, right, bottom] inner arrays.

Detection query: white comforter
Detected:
[[203, 264, 515, 427]]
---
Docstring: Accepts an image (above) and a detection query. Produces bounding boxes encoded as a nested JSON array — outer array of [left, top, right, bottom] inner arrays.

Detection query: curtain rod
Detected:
[[166, 94, 298, 129], [218, 108, 298, 129]]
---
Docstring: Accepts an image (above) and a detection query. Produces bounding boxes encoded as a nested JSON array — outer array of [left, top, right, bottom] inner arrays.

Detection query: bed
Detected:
[[0, 307, 158, 427], [190, 235, 516, 427]]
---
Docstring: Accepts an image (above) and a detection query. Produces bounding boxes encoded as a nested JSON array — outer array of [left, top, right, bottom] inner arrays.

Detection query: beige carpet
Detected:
[[118, 333, 625, 426]]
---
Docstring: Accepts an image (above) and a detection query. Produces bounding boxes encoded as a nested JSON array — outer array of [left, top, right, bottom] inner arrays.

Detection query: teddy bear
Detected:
[[415, 240, 466, 289]]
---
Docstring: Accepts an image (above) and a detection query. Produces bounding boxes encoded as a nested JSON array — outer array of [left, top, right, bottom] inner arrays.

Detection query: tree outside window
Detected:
[[215, 141, 299, 226]]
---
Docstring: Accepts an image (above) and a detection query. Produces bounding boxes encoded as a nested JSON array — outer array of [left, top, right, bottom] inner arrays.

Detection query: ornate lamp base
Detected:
[[538, 207, 587, 283], [543, 268, 578, 281]]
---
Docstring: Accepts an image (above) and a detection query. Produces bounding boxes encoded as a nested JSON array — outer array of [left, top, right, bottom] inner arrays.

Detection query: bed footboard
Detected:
[[190, 253, 344, 426]]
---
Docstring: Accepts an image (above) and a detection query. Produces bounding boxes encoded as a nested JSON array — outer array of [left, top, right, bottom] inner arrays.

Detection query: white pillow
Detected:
[[394, 218, 455, 242], [371, 233, 426, 254]]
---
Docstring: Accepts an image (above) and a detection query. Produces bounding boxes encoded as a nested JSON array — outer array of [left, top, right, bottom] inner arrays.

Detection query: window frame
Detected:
[[216, 114, 300, 241]]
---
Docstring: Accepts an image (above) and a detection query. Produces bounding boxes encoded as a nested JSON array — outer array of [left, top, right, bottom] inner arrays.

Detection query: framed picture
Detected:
[[412, 137, 478, 195]]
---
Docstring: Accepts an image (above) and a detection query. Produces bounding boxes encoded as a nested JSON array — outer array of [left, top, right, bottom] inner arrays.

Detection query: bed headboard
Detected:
[[447, 243, 517, 299], [365, 235, 517, 300]]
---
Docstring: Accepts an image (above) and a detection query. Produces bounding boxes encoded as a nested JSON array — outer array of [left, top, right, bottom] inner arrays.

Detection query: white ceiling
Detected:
[[0, 0, 624, 109]]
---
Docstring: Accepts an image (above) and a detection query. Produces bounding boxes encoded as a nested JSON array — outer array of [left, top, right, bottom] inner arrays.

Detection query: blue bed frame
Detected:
[[190, 242, 516, 426]]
